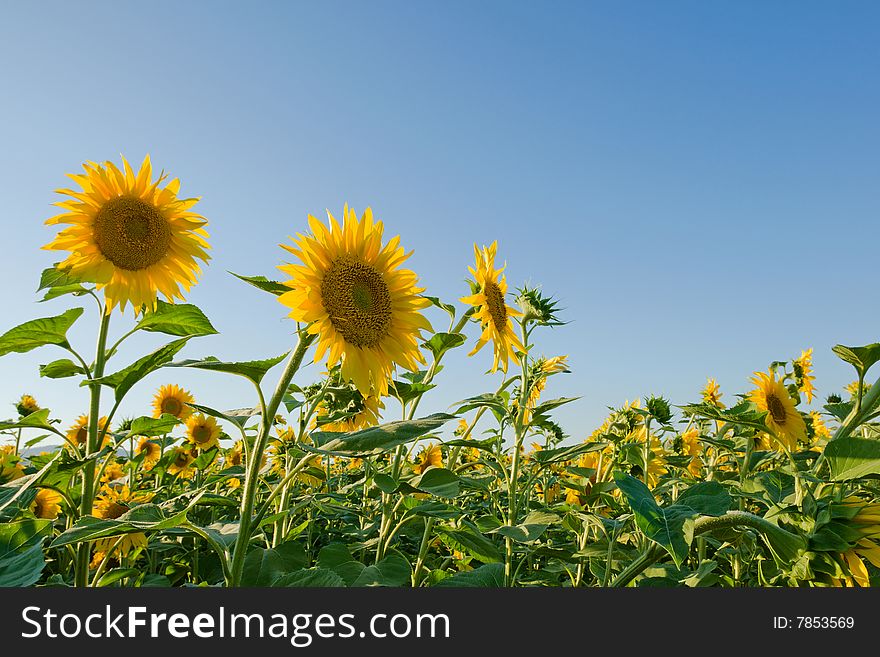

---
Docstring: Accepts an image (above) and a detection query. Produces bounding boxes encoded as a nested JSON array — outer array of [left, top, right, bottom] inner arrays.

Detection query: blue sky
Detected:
[[1, 1, 878, 445]]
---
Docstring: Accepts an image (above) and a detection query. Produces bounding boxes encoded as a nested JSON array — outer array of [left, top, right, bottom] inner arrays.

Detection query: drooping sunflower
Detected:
[[64, 414, 110, 451], [43, 155, 210, 313], [413, 443, 443, 475], [16, 394, 40, 417], [748, 370, 807, 451], [793, 348, 816, 403], [277, 206, 432, 398], [152, 384, 194, 420], [810, 411, 832, 446], [31, 488, 63, 519], [523, 355, 569, 422], [136, 437, 161, 471], [184, 413, 221, 451], [460, 242, 524, 373]]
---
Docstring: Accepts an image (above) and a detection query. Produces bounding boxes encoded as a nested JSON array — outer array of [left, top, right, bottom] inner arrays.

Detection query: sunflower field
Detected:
[[2, 155, 880, 589]]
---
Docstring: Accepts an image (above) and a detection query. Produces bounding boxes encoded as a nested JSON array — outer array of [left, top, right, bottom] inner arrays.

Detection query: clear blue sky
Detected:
[[1, 1, 878, 445]]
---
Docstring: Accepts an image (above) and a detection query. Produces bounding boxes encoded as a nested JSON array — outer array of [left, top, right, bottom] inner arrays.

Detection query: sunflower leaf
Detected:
[[134, 300, 218, 338], [308, 413, 456, 456], [39, 357, 86, 379], [0, 519, 53, 587], [824, 438, 880, 481], [832, 343, 880, 379], [40, 284, 90, 302], [434, 562, 505, 587], [422, 332, 466, 360], [89, 338, 192, 403], [230, 272, 290, 296], [168, 353, 289, 386], [0, 307, 84, 358], [37, 264, 84, 291], [127, 414, 180, 437]]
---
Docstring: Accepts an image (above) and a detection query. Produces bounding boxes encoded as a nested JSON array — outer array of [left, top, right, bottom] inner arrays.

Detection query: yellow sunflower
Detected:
[[523, 355, 569, 422], [277, 206, 432, 398], [834, 497, 880, 587], [793, 348, 816, 403], [90, 487, 151, 566], [184, 413, 221, 451], [16, 394, 40, 416], [748, 370, 807, 451], [31, 488, 64, 519], [166, 446, 196, 478], [702, 378, 724, 408], [101, 460, 126, 483], [64, 414, 110, 451], [460, 242, 524, 372], [413, 443, 443, 475], [136, 437, 161, 471], [43, 155, 210, 313], [680, 428, 703, 477], [810, 411, 832, 445], [152, 384, 194, 420], [0, 445, 24, 483], [225, 441, 244, 468]]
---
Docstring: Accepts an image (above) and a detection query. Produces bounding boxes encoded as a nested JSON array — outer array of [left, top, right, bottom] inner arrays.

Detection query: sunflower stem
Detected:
[[505, 320, 531, 586], [228, 330, 315, 586], [75, 310, 111, 587]]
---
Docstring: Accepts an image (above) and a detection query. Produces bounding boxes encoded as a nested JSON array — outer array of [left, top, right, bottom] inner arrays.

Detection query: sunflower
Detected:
[[152, 384, 194, 420], [277, 206, 432, 398], [810, 411, 832, 446], [184, 413, 221, 451], [136, 437, 161, 471], [833, 497, 880, 587], [0, 445, 24, 483], [460, 242, 524, 373], [748, 370, 807, 451], [93, 484, 152, 519], [701, 378, 724, 408], [523, 355, 569, 422], [64, 414, 110, 451], [101, 460, 126, 483], [312, 377, 384, 433], [793, 348, 816, 403], [31, 488, 63, 519], [679, 428, 703, 477], [535, 481, 560, 504], [43, 155, 210, 313], [166, 446, 196, 478], [413, 443, 443, 475], [846, 381, 871, 398], [225, 441, 244, 468], [16, 394, 40, 416]]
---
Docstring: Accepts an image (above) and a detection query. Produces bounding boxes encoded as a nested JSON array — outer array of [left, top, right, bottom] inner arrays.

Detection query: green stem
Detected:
[[228, 331, 315, 586], [75, 310, 110, 587]]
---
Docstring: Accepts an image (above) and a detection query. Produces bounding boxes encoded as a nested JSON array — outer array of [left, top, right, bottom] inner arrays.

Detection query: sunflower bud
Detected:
[[515, 286, 563, 327], [645, 395, 673, 424], [15, 394, 40, 417]]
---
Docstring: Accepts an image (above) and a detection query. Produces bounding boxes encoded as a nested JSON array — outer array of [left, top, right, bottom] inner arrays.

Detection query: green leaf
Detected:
[[50, 503, 192, 548], [0, 408, 57, 433], [273, 568, 346, 587], [389, 380, 436, 405], [439, 524, 502, 563], [311, 413, 456, 457], [39, 358, 86, 379], [317, 543, 366, 586], [533, 442, 607, 466], [231, 272, 290, 296], [38, 264, 83, 290], [168, 353, 288, 386], [492, 511, 559, 543], [0, 519, 53, 586], [90, 338, 191, 403], [833, 343, 880, 379], [41, 284, 88, 302], [0, 307, 84, 358], [679, 400, 769, 434], [434, 563, 504, 587], [413, 467, 461, 497], [825, 438, 880, 481], [134, 300, 218, 338], [351, 554, 411, 587], [530, 396, 579, 417], [454, 393, 509, 418], [187, 403, 261, 431], [613, 472, 730, 567], [373, 473, 399, 495], [240, 543, 307, 586], [424, 296, 457, 321], [127, 414, 180, 437], [422, 333, 466, 360]]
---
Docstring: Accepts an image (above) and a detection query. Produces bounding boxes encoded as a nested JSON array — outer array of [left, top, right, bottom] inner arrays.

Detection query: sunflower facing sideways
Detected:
[[277, 206, 432, 397], [43, 155, 210, 313], [461, 242, 525, 373], [152, 384, 194, 420], [748, 369, 807, 452]]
